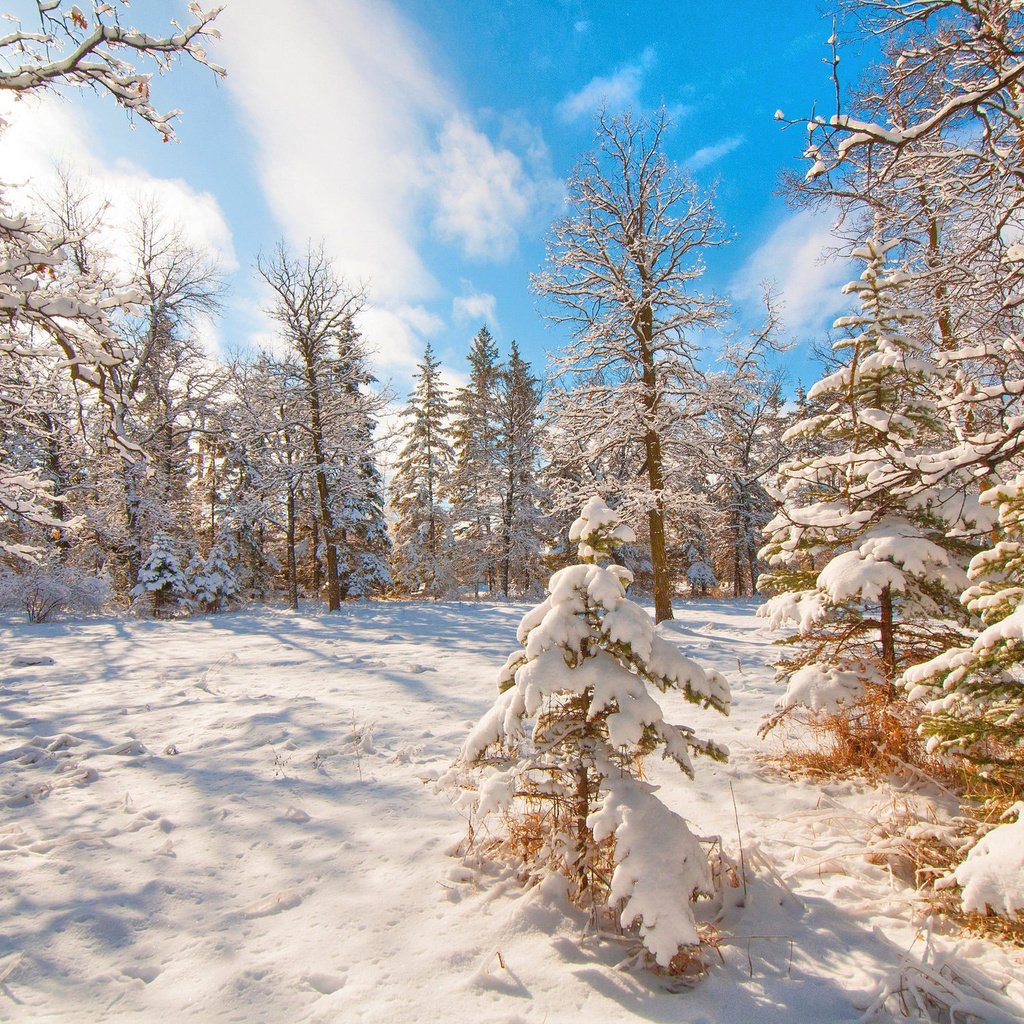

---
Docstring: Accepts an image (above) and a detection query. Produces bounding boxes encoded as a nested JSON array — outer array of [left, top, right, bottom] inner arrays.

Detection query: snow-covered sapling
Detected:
[[445, 496, 730, 968], [189, 541, 240, 613], [131, 532, 190, 617]]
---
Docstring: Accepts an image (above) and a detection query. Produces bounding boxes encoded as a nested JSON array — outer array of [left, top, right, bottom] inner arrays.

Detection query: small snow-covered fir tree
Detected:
[[759, 241, 983, 730], [444, 496, 730, 968], [189, 539, 239, 613], [131, 531, 189, 617], [906, 475, 1024, 784], [685, 545, 717, 597]]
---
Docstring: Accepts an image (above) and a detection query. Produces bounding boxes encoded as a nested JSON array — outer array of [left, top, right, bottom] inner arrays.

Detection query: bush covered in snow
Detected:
[[946, 804, 1024, 920], [443, 496, 730, 969], [0, 563, 109, 623]]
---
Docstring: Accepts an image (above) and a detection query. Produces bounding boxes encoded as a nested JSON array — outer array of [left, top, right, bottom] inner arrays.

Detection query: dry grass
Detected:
[[762, 690, 1024, 947], [765, 687, 960, 790], [464, 793, 726, 978]]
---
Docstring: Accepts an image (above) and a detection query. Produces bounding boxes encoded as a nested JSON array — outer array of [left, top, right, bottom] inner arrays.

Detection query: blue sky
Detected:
[[1, 0, 876, 395]]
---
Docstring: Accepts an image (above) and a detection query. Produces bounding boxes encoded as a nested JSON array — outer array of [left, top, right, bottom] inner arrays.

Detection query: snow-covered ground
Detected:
[[1, 600, 1021, 1022]]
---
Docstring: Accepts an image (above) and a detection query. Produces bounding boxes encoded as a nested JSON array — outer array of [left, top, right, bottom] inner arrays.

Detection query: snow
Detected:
[[0, 600, 1021, 1021], [780, 663, 866, 713], [951, 804, 1024, 918]]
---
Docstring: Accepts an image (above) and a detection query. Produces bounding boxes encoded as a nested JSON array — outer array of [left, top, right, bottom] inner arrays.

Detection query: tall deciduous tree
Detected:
[[706, 289, 790, 597], [0, 3, 224, 557], [535, 110, 726, 622], [257, 242, 367, 612]]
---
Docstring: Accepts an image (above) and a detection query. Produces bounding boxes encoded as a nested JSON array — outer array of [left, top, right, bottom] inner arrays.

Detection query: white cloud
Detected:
[[357, 305, 444, 391], [730, 209, 852, 339], [0, 93, 236, 275], [219, 0, 555, 374], [219, 0, 448, 304], [683, 135, 745, 172], [556, 48, 656, 123], [431, 115, 533, 260], [452, 290, 497, 327]]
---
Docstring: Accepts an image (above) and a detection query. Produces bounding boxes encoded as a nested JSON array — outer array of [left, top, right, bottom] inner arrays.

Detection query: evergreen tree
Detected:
[[131, 531, 189, 617], [760, 240, 984, 723], [906, 474, 1024, 785], [390, 345, 456, 596], [448, 326, 502, 595], [189, 539, 239, 612], [444, 496, 729, 967], [330, 320, 393, 599], [495, 341, 547, 597], [685, 544, 717, 597]]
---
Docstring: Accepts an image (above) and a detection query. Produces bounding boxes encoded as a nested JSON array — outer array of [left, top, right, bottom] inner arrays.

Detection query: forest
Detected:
[[1, 1, 1023, 1021]]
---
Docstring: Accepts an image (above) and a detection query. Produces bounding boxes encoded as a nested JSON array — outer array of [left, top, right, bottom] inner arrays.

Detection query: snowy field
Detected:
[[1, 600, 1022, 1023]]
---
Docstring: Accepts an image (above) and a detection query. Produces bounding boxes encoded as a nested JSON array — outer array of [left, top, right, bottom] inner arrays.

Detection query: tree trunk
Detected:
[[286, 484, 298, 611], [302, 355, 341, 611], [310, 516, 322, 600], [880, 584, 897, 700], [638, 353, 673, 622], [636, 257, 673, 622]]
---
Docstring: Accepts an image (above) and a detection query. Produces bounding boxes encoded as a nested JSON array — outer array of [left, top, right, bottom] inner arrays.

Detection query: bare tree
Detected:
[[256, 242, 367, 612], [0, 2, 224, 558], [534, 109, 727, 622]]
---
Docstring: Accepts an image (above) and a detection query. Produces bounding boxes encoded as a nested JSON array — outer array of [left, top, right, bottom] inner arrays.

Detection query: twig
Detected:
[[730, 782, 748, 900]]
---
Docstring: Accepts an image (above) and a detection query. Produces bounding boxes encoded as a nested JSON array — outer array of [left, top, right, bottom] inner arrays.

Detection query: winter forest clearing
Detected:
[[1, 598, 1019, 1023], [4, 0, 1024, 1020]]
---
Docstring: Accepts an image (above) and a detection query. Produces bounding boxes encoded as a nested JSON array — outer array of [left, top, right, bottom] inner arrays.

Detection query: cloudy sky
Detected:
[[0, 0, 873, 393]]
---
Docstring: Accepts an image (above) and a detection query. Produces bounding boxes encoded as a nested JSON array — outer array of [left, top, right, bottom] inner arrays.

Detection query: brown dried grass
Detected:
[[767, 687, 960, 789]]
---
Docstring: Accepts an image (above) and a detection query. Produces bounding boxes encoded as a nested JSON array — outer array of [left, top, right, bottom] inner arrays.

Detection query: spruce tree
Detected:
[[906, 475, 1024, 785], [131, 531, 189, 617], [495, 340, 547, 597], [445, 496, 729, 967], [390, 345, 456, 596], [760, 240, 983, 726], [448, 326, 502, 595]]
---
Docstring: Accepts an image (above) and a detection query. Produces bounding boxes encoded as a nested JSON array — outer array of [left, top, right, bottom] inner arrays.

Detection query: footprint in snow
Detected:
[[10, 655, 55, 668], [242, 890, 304, 918], [91, 740, 147, 757], [407, 664, 437, 674], [283, 806, 310, 823], [122, 964, 161, 984], [305, 972, 346, 995]]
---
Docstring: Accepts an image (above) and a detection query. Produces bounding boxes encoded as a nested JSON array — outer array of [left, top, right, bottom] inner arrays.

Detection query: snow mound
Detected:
[[952, 804, 1024, 918]]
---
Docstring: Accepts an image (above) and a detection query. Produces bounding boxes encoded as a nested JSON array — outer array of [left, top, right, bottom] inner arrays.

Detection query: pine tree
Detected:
[[760, 240, 984, 727], [445, 496, 729, 967], [685, 544, 717, 597], [189, 539, 239, 613], [330, 320, 392, 599], [495, 340, 547, 597], [448, 326, 501, 595], [906, 475, 1024, 785], [390, 345, 455, 596], [131, 531, 189, 617]]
